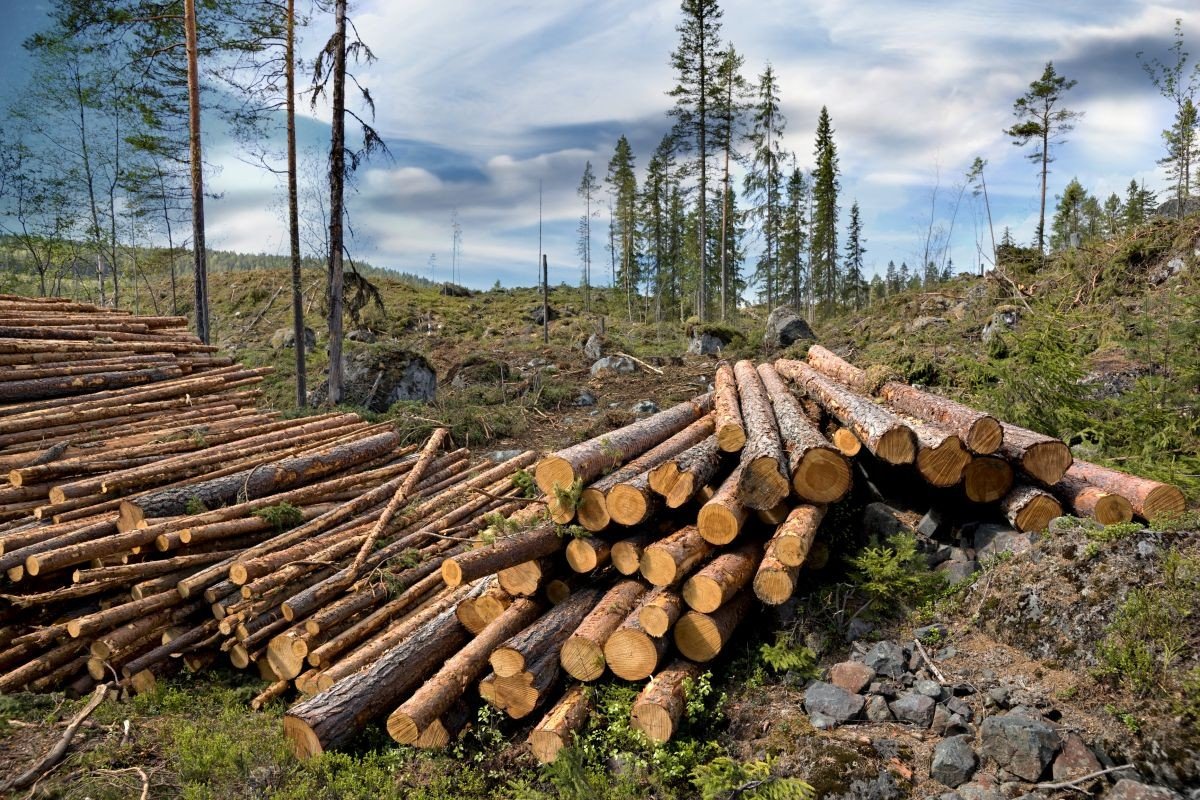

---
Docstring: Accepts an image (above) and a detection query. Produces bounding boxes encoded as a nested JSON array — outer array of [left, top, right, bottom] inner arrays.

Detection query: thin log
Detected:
[[1052, 468, 1133, 525], [490, 588, 600, 678], [638, 587, 685, 637], [697, 463, 748, 545], [713, 362, 746, 451], [1001, 484, 1063, 533], [731, 360, 789, 510], [640, 525, 713, 586], [529, 684, 591, 764], [682, 541, 761, 614], [673, 591, 752, 662]]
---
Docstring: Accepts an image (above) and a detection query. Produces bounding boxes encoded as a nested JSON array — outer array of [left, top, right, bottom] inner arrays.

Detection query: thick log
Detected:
[[757, 362, 851, 503], [697, 464, 748, 545], [0, 366, 184, 402], [455, 582, 513, 635], [767, 505, 824, 567], [776, 359, 916, 465], [386, 598, 542, 744], [559, 580, 647, 681], [964, 455, 1015, 503], [753, 550, 799, 606], [529, 684, 591, 764], [535, 393, 714, 497], [1052, 468, 1133, 525], [611, 532, 657, 576], [490, 588, 600, 678], [1000, 484, 1063, 533], [565, 536, 610, 573], [441, 521, 560, 587], [713, 362, 746, 451], [641, 525, 713, 586], [999, 423, 1073, 486], [731, 360, 790, 510], [1060, 459, 1185, 521], [604, 593, 670, 680], [630, 659, 702, 743], [638, 587, 685, 637], [911, 420, 971, 488], [649, 435, 723, 509], [682, 541, 761, 613], [673, 591, 752, 662]]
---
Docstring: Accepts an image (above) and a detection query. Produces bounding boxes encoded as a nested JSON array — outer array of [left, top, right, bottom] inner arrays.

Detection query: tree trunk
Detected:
[[731, 360, 789, 510], [640, 524, 713, 586], [559, 579, 645, 681], [610, 532, 658, 576], [638, 586, 684, 637], [713, 363, 746, 451], [440, 522, 563, 587], [1059, 459, 1184, 521], [756, 362, 850, 503], [286, 0, 307, 408], [682, 540, 760, 614], [529, 684, 591, 764], [184, 0, 210, 344], [326, 0, 348, 405], [998, 422, 1072, 486], [1051, 467, 1133, 525], [630, 659, 701, 743], [490, 588, 600, 678], [765, 504, 823, 566]]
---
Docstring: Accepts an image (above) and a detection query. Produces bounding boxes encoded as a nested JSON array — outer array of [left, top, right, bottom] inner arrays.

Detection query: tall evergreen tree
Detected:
[[1102, 192, 1122, 238], [577, 161, 599, 311], [842, 201, 866, 310], [641, 136, 675, 323], [1122, 178, 1156, 230], [778, 163, 808, 311], [1139, 19, 1200, 216], [668, 0, 724, 321], [810, 106, 840, 317], [885, 260, 898, 294], [711, 45, 751, 320], [606, 136, 639, 321], [1005, 61, 1081, 254], [743, 63, 786, 312]]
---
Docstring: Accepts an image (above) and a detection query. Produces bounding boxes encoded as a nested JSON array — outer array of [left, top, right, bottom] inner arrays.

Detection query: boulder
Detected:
[[631, 400, 659, 415], [932, 735, 979, 788], [1107, 780, 1182, 800], [863, 503, 913, 539], [591, 355, 637, 377], [889, 692, 936, 727], [978, 713, 1061, 781], [865, 694, 893, 722], [687, 332, 728, 356], [574, 389, 597, 407], [451, 357, 510, 388], [1051, 734, 1101, 783], [937, 559, 979, 585], [909, 316, 949, 333], [439, 282, 472, 297], [763, 306, 816, 349], [529, 305, 558, 325], [970, 523, 1033, 560], [803, 681, 865, 725], [346, 328, 376, 344], [864, 641, 909, 679], [584, 333, 606, 361], [270, 326, 317, 351], [981, 306, 1020, 343], [830, 661, 875, 694], [307, 343, 436, 412]]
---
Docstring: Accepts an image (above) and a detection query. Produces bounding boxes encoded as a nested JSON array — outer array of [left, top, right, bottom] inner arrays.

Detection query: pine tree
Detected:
[[778, 163, 808, 311], [898, 261, 911, 290], [668, 0, 724, 321], [1139, 18, 1200, 216], [810, 106, 840, 317], [885, 259, 898, 294], [711, 45, 751, 320], [1102, 192, 1122, 237], [606, 136, 639, 320], [842, 201, 866, 310], [641, 135, 675, 323], [577, 161, 599, 311], [743, 63, 786, 312], [1122, 179, 1156, 230], [1005, 61, 1081, 255], [869, 274, 885, 304]]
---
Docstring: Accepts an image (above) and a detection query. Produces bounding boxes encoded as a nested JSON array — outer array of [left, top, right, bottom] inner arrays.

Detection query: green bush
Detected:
[[850, 532, 945, 613]]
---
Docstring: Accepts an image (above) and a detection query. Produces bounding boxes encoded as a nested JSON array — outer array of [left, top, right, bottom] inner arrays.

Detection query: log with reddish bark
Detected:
[[489, 588, 600, 678], [440, 520, 560, 587], [630, 659, 702, 743], [998, 423, 1073, 487], [386, 598, 542, 744], [731, 360, 790, 510], [648, 435, 724, 509], [673, 591, 752, 662], [776, 359, 917, 465], [637, 586, 684, 638], [756, 362, 851, 503], [1051, 466, 1134, 525], [1058, 459, 1185, 521], [713, 362, 746, 451], [640, 525, 713, 586], [1000, 484, 1064, 533], [559, 580, 647, 681], [696, 463, 748, 545], [682, 541, 761, 613], [534, 393, 714, 501], [963, 455, 1015, 503], [529, 684, 591, 764]]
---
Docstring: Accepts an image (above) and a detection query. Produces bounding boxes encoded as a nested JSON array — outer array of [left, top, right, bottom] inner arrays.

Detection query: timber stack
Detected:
[[0, 295, 1187, 767]]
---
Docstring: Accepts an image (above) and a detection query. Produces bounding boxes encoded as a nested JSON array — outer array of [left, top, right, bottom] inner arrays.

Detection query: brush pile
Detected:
[[0, 296, 1186, 767]]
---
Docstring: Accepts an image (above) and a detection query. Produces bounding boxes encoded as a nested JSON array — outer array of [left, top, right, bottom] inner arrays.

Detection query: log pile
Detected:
[[0, 297, 1186, 768]]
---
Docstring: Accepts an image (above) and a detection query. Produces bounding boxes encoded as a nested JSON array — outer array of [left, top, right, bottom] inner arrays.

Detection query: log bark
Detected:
[[529, 684, 591, 764], [649, 435, 723, 509], [638, 586, 685, 637], [1059, 459, 1185, 521], [1000, 484, 1063, 533], [682, 541, 761, 613], [697, 463, 748, 545], [964, 455, 1015, 503], [630, 659, 701, 743], [673, 591, 752, 662], [535, 393, 714, 497], [731, 360, 790, 510], [998, 422, 1073, 486], [385, 598, 541, 744], [713, 362, 746, 451], [757, 362, 851, 503], [776, 359, 916, 465], [441, 521, 560, 587], [767, 505, 824, 567], [640, 525, 713, 586], [490, 588, 600, 678], [1052, 467, 1134, 525], [559, 580, 646, 681]]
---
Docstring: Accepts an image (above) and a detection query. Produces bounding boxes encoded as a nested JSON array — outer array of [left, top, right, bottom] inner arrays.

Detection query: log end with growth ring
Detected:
[[1144, 484, 1186, 519], [631, 701, 675, 743], [639, 548, 679, 586], [753, 565, 798, 606], [876, 428, 917, 465], [716, 424, 746, 452], [497, 561, 543, 596], [574, 489, 609, 531], [793, 448, 852, 503], [386, 711, 421, 745], [1022, 441, 1073, 486], [604, 628, 659, 681], [673, 611, 725, 662], [831, 428, 862, 457], [283, 715, 324, 760], [565, 538, 605, 572], [1013, 494, 1063, 533], [559, 637, 605, 682], [534, 456, 575, 496], [440, 559, 464, 587], [607, 484, 650, 526], [967, 416, 1004, 455], [665, 474, 697, 509], [696, 503, 742, 546], [681, 576, 725, 615], [610, 540, 643, 576], [964, 457, 1014, 504], [740, 457, 790, 510], [489, 648, 526, 679], [1091, 493, 1134, 525], [916, 438, 971, 488]]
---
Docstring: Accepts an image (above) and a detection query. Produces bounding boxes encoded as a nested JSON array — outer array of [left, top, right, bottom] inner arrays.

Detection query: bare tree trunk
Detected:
[[287, 0, 307, 408], [326, 0, 348, 404], [184, 0, 210, 344]]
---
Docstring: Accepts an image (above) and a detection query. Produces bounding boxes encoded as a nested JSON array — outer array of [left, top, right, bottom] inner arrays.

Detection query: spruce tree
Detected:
[[606, 136, 639, 320], [810, 106, 840, 317], [743, 64, 786, 312], [577, 161, 599, 311], [842, 201, 865, 310], [778, 164, 808, 311], [668, 0, 724, 321], [1102, 192, 1122, 237], [641, 135, 676, 323], [711, 45, 751, 320], [885, 259, 898, 294]]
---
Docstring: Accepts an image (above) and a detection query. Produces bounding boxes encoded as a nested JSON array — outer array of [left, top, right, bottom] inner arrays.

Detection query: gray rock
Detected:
[[763, 306, 816, 349], [487, 449, 525, 463], [938, 560, 979, 585], [982, 306, 1020, 343], [804, 681, 865, 725], [916, 679, 945, 699], [972, 523, 1033, 560], [830, 661, 876, 694], [590, 355, 637, 377], [687, 332, 727, 356], [270, 326, 317, 351], [1051, 734, 1101, 783], [890, 692, 936, 727], [346, 328, 376, 344], [978, 713, 1061, 781], [528, 305, 558, 324], [985, 687, 1010, 709], [1149, 256, 1186, 286], [909, 316, 949, 333], [1107, 779, 1182, 800], [573, 389, 597, 407], [631, 399, 659, 415], [932, 735, 979, 788], [846, 617, 875, 642], [866, 694, 893, 722], [864, 641, 909, 679], [809, 711, 838, 730], [307, 344, 435, 411], [916, 623, 950, 643], [956, 783, 1004, 800], [917, 508, 947, 538], [863, 503, 913, 539], [583, 333, 605, 361], [946, 696, 974, 721], [932, 704, 971, 736]]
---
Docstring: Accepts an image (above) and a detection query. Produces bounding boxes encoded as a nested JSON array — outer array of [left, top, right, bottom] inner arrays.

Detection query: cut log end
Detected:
[[630, 702, 674, 743], [1014, 494, 1063, 532], [916, 437, 971, 488], [696, 503, 742, 546], [497, 560, 543, 597], [967, 416, 1004, 455], [664, 473, 697, 509], [964, 456, 1015, 504], [574, 489, 609, 531], [739, 457, 789, 511], [1022, 441, 1073, 486], [565, 538, 608, 573], [1092, 493, 1134, 525], [831, 427, 862, 457], [386, 712, 421, 745], [534, 456, 575, 496], [283, 716, 325, 760], [489, 648, 526, 679], [610, 540, 643, 576], [753, 564, 799, 606], [441, 559, 464, 588], [639, 548, 680, 587], [716, 425, 746, 452], [793, 448, 852, 504], [607, 485, 651, 526], [559, 637, 606, 682], [604, 628, 660, 681], [1144, 484, 1187, 519], [876, 428, 917, 465]]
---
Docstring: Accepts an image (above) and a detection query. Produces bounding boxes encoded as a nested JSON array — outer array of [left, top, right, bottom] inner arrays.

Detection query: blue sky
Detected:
[[1, 1, 1195, 289]]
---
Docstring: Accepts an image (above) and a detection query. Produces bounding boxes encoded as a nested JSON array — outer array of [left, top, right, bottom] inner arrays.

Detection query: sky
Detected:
[[0, 0, 1195, 290]]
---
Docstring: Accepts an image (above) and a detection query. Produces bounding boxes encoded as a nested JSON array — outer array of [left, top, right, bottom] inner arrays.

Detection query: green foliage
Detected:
[[692, 756, 815, 800], [512, 468, 538, 498], [1087, 521, 1145, 542], [1104, 703, 1142, 734], [556, 524, 591, 540], [850, 532, 945, 611], [1096, 548, 1200, 695], [184, 497, 209, 515], [252, 501, 305, 533], [758, 633, 820, 679], [552, 478, 584, 516]]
